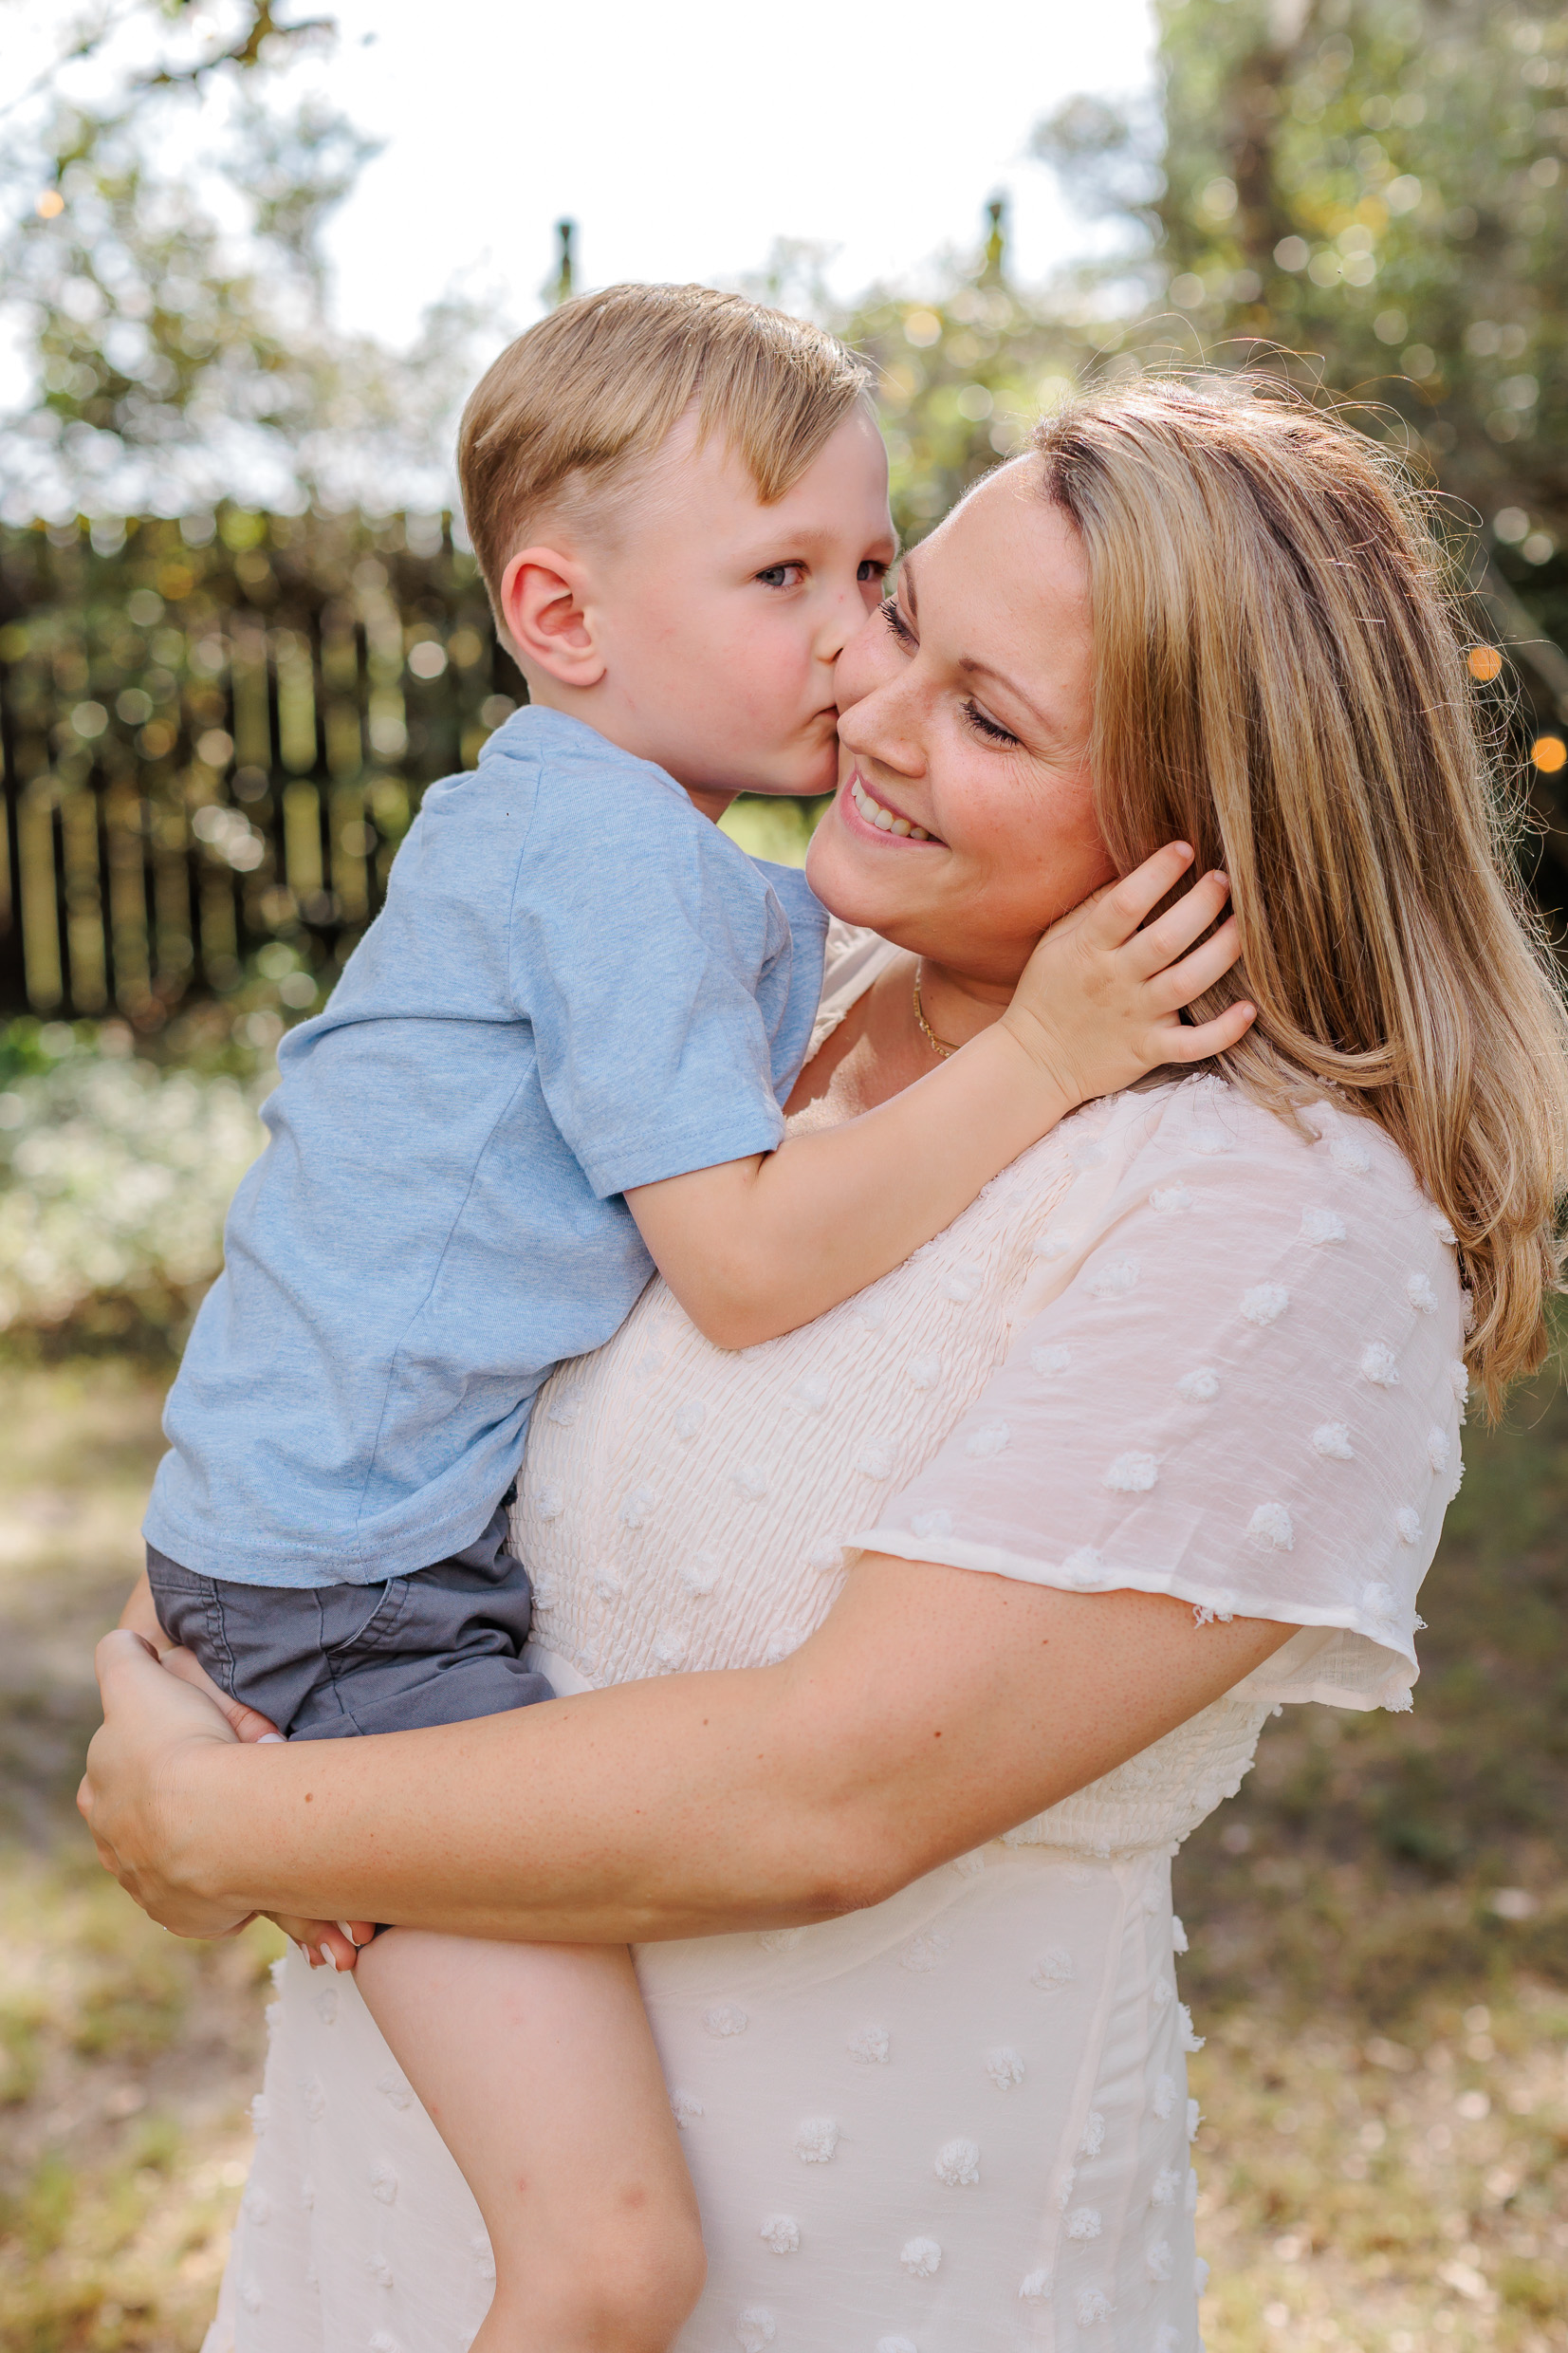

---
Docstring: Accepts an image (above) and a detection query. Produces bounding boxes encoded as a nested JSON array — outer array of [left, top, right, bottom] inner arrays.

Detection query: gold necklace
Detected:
[[913, 960, 959, 1059]]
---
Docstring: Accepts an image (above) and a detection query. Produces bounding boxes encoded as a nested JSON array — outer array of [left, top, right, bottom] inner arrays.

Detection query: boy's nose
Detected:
[[819, 586, 869, 660]]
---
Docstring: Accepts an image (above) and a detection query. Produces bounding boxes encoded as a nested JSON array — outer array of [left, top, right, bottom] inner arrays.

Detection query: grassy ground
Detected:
[[0, 1351, 1563, 2352]]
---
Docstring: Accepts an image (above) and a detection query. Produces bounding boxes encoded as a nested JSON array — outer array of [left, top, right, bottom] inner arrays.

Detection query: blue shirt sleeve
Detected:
[[505, 733, 799, 1199]]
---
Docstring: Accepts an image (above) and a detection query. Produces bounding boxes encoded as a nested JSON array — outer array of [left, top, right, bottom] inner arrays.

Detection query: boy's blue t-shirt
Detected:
[[144, 707, 829, 1588]]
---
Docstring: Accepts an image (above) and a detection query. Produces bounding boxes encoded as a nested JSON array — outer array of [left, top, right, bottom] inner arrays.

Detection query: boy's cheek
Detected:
[[736, 734, 839, 800]]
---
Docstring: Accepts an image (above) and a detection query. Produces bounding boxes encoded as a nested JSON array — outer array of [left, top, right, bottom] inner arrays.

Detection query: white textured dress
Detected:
[[205, 944, 1465, 2353]]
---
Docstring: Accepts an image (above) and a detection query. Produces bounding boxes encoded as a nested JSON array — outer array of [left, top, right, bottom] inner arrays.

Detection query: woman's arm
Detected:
[[81, 1555, 1293, 1943]]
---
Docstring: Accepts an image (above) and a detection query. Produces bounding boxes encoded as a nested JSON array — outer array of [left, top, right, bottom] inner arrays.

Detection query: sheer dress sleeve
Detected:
[[853, 1076, 1468, 1712]]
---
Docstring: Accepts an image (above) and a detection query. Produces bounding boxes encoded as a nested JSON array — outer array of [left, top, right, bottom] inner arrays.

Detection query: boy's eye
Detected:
[[858, 558, 890, 584], [755, 563, 806, 588]]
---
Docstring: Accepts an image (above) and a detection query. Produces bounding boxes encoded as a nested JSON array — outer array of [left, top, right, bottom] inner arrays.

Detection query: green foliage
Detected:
[[0, 1022, 264, 1345], [1030, 0, 1568, 587], [830, 205, 1116, 547]]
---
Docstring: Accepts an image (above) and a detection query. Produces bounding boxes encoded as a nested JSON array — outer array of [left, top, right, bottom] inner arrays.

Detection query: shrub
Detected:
[[0, 1026, 263, 1344]]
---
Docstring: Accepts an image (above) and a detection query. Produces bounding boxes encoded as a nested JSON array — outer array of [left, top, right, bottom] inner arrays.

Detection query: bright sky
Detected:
[[307, 0, 1156, 348]]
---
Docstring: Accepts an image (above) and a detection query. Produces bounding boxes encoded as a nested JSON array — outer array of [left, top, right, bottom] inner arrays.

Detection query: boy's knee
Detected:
[[596, 2196, 707, 2341], [528, 2197, 706, 2349]]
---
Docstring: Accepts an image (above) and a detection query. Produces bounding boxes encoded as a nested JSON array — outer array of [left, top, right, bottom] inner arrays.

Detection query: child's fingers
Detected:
[[1145, 916, 1245, 1012], [1120, 868, 1234, 979], [1086, 843, 1196, 946], [1160, 999, 1258, 1063], [1037, 877, 1118, 950]]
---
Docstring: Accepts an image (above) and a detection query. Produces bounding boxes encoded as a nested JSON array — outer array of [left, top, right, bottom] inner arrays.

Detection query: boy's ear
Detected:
[[498, 546, 607, 690]]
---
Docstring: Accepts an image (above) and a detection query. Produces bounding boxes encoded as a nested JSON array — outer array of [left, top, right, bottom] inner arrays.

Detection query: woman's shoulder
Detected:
[[1005, 1073, 1464, 1358], [1071, 1074, 1440, 1244]]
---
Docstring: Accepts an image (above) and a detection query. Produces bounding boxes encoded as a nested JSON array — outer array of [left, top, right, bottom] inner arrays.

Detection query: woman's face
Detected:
[[806, 458, 1116, 989]]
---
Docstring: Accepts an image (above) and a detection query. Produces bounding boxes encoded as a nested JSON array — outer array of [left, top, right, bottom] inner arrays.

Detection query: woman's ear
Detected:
[[498, 545, 607, 690]]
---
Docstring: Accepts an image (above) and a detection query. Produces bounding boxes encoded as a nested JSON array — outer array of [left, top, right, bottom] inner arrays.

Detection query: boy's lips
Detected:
[[845, 768, 941, 844]]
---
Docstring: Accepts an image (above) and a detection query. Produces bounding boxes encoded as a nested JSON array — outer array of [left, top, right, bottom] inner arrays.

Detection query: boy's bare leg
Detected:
[[354, 1931, 705, 2353]]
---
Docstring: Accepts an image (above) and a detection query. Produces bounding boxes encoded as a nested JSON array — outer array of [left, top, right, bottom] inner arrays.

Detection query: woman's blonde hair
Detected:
[[1032, 375, 1568, 1410]]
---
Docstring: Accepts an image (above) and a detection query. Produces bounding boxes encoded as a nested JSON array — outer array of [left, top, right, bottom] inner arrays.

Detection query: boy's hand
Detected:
[[1003, 843, 1254, 1108]]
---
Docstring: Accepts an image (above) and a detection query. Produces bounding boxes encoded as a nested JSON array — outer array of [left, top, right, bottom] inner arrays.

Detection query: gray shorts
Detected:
[[145, 1492, 554, 1742]]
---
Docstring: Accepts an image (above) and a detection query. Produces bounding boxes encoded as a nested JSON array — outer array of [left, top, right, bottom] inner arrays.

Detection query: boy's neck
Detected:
[[520, 677, 734, 826]]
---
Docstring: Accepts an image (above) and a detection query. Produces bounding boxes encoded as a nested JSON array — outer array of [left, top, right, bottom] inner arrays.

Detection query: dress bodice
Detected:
[[517, 1119, 1272, 1860]]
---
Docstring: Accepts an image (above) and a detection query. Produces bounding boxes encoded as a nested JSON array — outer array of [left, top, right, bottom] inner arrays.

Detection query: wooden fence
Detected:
[[0, 510, 525, 1024]]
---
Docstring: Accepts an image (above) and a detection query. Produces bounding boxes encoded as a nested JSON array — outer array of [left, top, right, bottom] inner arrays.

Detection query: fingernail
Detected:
[[336, 1921, 361, 1948], [257, 1733, 286, 1745], [327, 1947, 343, 1971]]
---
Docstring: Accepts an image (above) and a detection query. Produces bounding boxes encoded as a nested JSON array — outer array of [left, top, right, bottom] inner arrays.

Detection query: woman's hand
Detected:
[[264, 1914, 375, 1972], [157, 1641, 285, 1745], [1004, 842, 1255, 1106], [78, 1630, 257, 1939], [83, 1631, 378, 1965]]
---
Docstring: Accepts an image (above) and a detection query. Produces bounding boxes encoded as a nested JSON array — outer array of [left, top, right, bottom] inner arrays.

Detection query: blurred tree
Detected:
[[1031, 0, 1568, 642], [2, 0, 479, 521], [840, 209, 1104, 546]]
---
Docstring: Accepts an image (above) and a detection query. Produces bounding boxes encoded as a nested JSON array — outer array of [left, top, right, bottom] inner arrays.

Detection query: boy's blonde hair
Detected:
[[457, 283, 872, 608], [1032, 375, 1568, 1410]]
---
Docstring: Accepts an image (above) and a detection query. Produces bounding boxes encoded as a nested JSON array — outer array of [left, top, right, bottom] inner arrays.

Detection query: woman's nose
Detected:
[[838, 678, 925, 779]]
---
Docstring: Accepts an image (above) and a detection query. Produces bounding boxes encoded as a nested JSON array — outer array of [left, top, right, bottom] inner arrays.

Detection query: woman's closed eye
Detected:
[[880, 598, 1020, 747], [961, 699, 1021, 747], [880, 593, 916, 646]]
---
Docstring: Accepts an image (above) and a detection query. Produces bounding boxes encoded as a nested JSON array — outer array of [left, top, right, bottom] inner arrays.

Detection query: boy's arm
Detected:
[[630, 846, 1254, 1348]]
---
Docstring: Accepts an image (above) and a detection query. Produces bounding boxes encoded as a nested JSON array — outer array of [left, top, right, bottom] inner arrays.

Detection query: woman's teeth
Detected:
[[850, 771, 930, 841]]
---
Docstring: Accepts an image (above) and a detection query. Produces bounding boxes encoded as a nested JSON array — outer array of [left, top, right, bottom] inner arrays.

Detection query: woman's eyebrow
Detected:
[[900, 557, 919, 617]]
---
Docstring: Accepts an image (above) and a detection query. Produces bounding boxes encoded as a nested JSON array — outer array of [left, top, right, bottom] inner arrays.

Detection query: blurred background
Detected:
[[1, 2, 1565, 2347]]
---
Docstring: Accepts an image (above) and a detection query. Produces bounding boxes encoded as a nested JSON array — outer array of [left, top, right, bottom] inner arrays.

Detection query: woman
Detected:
[[83, 378, 1568, 2353]]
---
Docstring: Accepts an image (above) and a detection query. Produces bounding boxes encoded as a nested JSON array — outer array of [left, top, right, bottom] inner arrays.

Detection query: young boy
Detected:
[[120, 284, 1236, 2351]]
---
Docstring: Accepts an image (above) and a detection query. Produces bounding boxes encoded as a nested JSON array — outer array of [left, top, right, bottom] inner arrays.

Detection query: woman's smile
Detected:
[[844, 765, 939, 843]]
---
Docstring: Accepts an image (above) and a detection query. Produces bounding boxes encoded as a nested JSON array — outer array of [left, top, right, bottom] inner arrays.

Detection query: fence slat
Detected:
[[18, 782, 63, 1009], [61, 788, 108, 1012], [104, 781, 152, 1012]]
